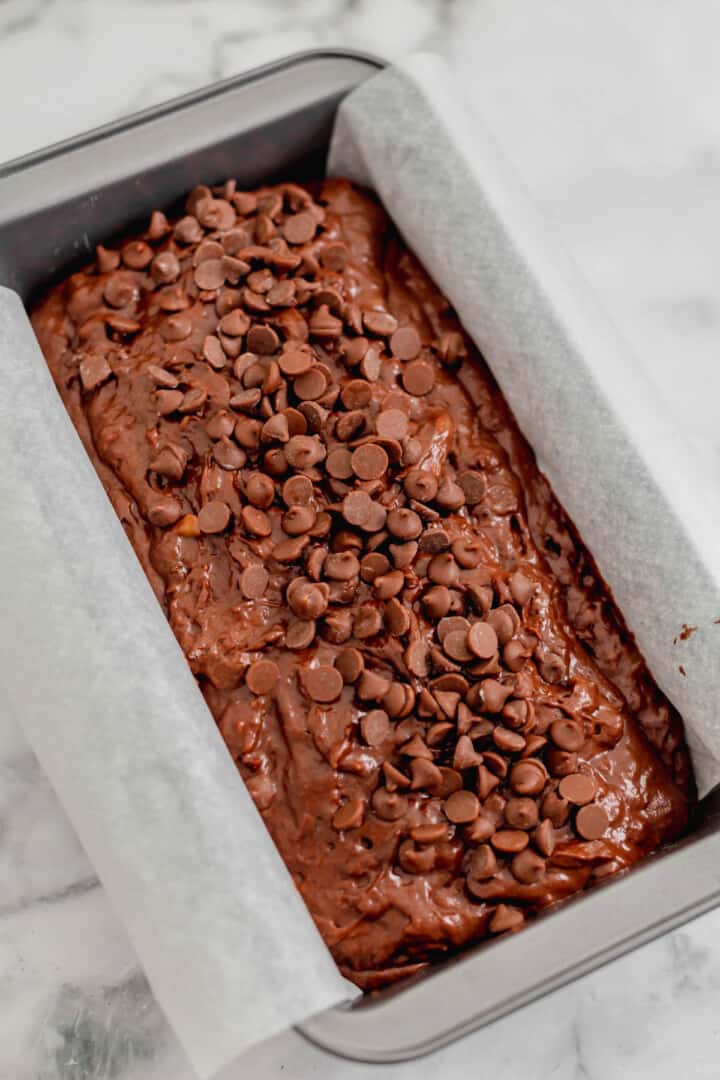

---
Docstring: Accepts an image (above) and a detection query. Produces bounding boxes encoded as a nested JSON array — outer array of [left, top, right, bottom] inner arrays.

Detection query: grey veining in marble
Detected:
[[3, 1, 720, 1078]]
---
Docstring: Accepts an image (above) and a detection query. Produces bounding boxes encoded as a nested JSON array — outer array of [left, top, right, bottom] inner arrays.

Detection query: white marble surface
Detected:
[[3, 1, 720, 1077]]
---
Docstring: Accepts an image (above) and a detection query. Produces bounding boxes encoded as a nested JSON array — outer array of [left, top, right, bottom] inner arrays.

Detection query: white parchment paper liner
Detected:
[[0, 291, 352, 1079], [2, 49, 720, 1080], [330, 53, 720, 798]]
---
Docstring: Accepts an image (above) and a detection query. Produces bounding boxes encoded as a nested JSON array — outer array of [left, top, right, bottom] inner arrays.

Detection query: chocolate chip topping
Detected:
[[34, 175, 691, 996]]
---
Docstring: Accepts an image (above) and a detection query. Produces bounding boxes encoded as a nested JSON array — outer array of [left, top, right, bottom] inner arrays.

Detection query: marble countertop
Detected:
[[3, 1, 720, 1077]]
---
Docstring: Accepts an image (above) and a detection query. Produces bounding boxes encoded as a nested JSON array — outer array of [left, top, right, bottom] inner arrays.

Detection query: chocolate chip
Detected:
[[285, 619, 316, 649], [486, 604, 520, 644], [372, 788, 408, 821], [493, 727, 526, 754], [240, 565, 269, 599], [439, 630, 470, 663], [241, 505, 272, 537], [467, 621, 499, 659], [509, 570, 534, 605], [79, 355, 112, 392], [509, 760, 547, 796], [335, 410, 365, 441], [284, 408, 308, 436], [352, 443, 388, 481], [409, 758, 443, 791], [383, 681, 412, 718], [385, 598, 411, 636], [550, 718, 585, 752], [420, 587, 451, 623], [361, 709, 391, 747], [335, 647, 364, 684], [456, 469, 486, 505], [324, 448, 351, 480], [489, 905, 524, 933], [220, 309, 250, 337], [354, 605, 382, 639], [179, 386, 207, 413], [575, 803, 609, 840], [147, 495, 183, 527], [546, 749, 578, 777], [246, 659, 279, 695], [287, 579, 328, 619], [342, 490, 386, 531], [283, 212, 316, 245], [174, 215, 203, 245], [390, 326, 421, 360], [376, 408, 409, 441], [245, 472, 275, 508], [156, 389, 184, 415], [534, 818, 556, 856], [319, 242, 348, 271], [247, 324, 279, 355], [194, 259, 225, 290], [435, 477, 466, 511], [150, 444, 185, 483], [363, 310, 398, 336], [402, 359, 435, 396], [541, 791, 569, 827], [341, 379, 372, 409], [309, 304, 343, 339], [285, 435, 326, 469], [452, 734, 482, 770], [278, 478, 310, 510], [444, 790, 480, 823], [294, 367, 328, 401], [558, 773, 596, 805], [279, 350, 312, 377], [409, 823, 448, 845], [451, 537, 484, 569], [196, 197, 236, 231], [491, 829, 529, 854], [151, 251, 180, 284], [404, 639, 430, 677], [262, 413, 290, 443], [358, 670, 392, 702], [416, 525, 448, 552], [282, 505, 316, 535], [374, 570, 404, 600], [325, 551, 360, 580], [96, 245, 120, 272], [427, 553, 460, 587], [198, 500, 231, 534], [332, 797, 364, 831], [303, 664, 343, 703], [467, 845, 498, 886], [360, 552, 390, 582], [504, 797, 539, 830], [511, 849, 545, 884], [385, 507, 421, 541], [203, 335, 227, 370], [122, 240, 153, 269]]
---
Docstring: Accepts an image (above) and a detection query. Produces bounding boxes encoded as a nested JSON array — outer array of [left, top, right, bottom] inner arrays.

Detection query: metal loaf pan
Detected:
[[2, 49, 720, 1065]]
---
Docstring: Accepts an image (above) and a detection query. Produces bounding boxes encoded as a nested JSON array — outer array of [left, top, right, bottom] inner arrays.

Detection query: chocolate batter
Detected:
[[31, 177, 692, 989]]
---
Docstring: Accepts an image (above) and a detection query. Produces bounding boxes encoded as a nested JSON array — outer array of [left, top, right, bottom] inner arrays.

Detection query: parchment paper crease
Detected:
[[1, 51, 719, 1080]]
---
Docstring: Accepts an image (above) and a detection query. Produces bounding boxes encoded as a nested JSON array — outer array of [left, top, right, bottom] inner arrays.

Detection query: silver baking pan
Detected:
[[2, 49, 719, 1065]]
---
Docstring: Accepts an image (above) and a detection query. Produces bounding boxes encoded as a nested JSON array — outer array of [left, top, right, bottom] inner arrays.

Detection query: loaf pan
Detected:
[[1, 49, 719, 1065]]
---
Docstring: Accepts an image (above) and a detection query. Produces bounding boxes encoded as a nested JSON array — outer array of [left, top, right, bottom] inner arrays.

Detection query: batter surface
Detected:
[[32, 177, 692, 989]]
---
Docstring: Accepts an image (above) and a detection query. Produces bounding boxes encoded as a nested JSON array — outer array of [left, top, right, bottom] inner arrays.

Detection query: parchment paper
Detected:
[[2, 49, 720, 1080], [0, 291, 353, 1078], [330, 53, 720, 798]]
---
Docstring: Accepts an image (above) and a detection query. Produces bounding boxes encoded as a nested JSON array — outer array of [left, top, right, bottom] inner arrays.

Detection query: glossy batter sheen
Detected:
[[31, 178, 692, 990]]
